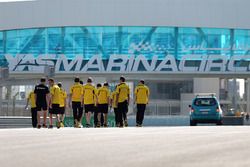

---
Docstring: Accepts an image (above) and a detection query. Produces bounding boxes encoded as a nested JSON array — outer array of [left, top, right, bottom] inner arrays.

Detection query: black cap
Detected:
[[97, 83, 102, 88], [87, 77, 93, 83], [104, 82, 109, 87], [58, 82, 62, 87], [120, 76, 125, 82], [140, 79, 145, 84], [74, 77, 80, 82]]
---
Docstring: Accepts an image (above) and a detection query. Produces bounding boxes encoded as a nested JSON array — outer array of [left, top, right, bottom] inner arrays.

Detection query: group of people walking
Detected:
[[25, 76, 150, 128]]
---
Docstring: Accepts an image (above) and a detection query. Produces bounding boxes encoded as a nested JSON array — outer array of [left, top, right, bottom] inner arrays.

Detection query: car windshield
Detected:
[[194, 98, 217, 106]]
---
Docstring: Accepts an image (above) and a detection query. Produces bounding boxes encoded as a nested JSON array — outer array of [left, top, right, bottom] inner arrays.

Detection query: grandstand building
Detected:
[[0, 0, 250, 116]]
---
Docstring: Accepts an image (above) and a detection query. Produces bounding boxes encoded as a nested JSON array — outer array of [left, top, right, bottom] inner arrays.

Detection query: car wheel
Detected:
[[190, 120, 197, 126]]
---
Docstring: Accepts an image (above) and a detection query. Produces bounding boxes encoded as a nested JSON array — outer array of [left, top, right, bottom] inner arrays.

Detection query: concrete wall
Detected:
[[180, 93, 194, 115], [193, 78, 220, 99], [0, 0, 250, 31]]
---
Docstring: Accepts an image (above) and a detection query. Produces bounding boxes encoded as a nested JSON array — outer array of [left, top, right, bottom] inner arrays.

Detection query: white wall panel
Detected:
[[0, 0, 249, 31]]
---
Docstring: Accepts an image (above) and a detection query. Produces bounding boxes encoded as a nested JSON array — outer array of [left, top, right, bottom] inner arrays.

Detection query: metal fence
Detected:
[[0, 99, 181, 117], [129, 102, 180, 116]]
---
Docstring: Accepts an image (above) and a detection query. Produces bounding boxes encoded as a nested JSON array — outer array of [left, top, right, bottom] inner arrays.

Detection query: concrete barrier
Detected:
[[0, 115, 248, 128], [0, 116, 57, 128], [0, 117, 31, 128], [222, 116, 244, 125], [128, 116, 190, 126], [0, 116, 190, 128]]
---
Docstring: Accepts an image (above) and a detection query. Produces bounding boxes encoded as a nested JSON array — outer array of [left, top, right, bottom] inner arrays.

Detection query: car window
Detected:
[[194, 98, 217, 106]]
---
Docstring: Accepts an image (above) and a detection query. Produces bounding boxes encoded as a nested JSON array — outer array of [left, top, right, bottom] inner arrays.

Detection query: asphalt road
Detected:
[[0, 127, 250, 167]]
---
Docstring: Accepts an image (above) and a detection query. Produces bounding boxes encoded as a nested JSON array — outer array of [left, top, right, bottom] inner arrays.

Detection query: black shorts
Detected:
[[98, 104, 109, 114], [58, 107, 65, 114], [84, 104, 94, 113], [36, 103, 47, 111], [118, 100, 128, 113], [49, 104, 60, 114], [93, 106, 98, 113]]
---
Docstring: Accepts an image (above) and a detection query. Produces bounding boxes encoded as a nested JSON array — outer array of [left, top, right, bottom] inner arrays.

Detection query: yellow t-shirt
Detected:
[[134, 84, 150, 104], [28, 91, 36, 108], [82, 83, 97, 105], [111, 91, 117, 108], [50, 84, 61, 104], [94, 87, 100, 106], [115, 82, 130, 103], [97, 86, 110, 104], [70, 83, 83, 102], [59, 88, 67, 107]]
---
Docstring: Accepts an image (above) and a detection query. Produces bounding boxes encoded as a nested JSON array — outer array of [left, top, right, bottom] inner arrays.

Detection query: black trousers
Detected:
[[136, 104, 146, 125], [31, 107, 37, 128], [94, 106, 98, 126], [94, 106, 104, 126], [114, 108, 118, 126], [117, 101, 128, 126], [72, 102, 83, 124]]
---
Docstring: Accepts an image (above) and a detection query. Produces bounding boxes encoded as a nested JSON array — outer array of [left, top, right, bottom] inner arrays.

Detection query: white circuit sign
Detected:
[[4, 54, 250, 73]]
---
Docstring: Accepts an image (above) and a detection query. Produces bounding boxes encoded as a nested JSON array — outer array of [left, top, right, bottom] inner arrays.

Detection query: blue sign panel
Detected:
[[0, 27, 250, 73]]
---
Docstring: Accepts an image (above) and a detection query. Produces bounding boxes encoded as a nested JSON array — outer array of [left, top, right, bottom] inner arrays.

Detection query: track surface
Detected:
[[0, 127, 250, 167]]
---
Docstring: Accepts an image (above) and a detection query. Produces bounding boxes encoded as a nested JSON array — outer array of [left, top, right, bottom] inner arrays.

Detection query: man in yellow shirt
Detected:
[[25, 90, 37, 128], [134, 80, 150, 127], [110, 85, 118, 127], [97, 82, 110, 127], [82, 77, 97, 128], [79, 80, 84, 125], [58, 82, 67, 127], [48, 78, 61, 129], [94, 83, 102, 127], [116, 76, 130, 127], [69, 77, 83, 128]]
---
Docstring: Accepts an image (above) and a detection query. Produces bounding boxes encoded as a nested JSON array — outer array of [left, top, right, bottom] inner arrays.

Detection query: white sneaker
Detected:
[[78, 123, 83, 128]]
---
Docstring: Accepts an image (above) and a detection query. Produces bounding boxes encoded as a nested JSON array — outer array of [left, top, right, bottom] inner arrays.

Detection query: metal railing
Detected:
[[129, 101, 180, 116], [0, 99, 181, 117]]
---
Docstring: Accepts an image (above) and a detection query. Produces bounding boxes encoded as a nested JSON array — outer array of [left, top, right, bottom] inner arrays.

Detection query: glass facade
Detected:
[[1, 27, 250, 117], [1, 26, 250, 68]]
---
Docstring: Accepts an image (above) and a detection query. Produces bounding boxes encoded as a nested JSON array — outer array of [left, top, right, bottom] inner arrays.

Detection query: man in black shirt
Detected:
[[34, 77, 50, 128]]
